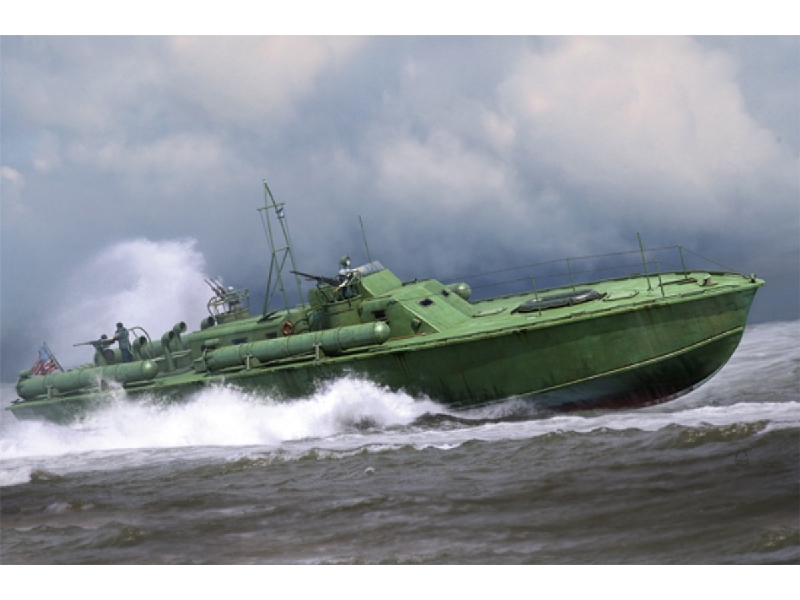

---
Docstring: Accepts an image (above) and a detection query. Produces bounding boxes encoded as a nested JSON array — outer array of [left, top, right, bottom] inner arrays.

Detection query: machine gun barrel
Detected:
[[204, 278, 227, 298], [73, 338, 113, 348], [290, 270, 339, 287]]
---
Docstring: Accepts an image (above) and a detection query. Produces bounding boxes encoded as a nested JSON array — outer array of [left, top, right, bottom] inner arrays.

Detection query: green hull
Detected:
[[9, 267, 762, 424]]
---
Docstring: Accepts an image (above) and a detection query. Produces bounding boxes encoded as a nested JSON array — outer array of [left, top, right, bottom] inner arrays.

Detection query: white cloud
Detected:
[[373, 130, 513, 210], [496, 37, 795, 218], [166, 36, 366, 125], [0, 166, 27, 220], [1, 166, 24, 186]]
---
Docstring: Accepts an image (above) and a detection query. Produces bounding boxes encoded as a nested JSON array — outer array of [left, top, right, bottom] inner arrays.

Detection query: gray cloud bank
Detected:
[[2, 36, 798, 380]]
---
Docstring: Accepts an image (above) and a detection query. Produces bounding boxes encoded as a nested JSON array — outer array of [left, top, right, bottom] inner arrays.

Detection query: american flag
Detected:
[[31, 344, 61, 376]]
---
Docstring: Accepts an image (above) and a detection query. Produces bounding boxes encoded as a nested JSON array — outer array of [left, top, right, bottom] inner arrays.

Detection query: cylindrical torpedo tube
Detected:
[[16, 360, 159, 400], [204, 322, 390, 372]]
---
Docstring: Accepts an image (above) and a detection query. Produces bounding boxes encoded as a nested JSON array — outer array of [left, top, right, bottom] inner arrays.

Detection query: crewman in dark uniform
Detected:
[[113, 322, 134, 363]]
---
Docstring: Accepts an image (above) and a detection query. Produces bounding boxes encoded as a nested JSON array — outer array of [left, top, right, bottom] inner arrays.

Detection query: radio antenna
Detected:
[[359, 215, 373, 263]]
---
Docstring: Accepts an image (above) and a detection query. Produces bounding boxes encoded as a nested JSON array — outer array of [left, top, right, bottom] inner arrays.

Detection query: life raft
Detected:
[[512, 289, 605, 313]]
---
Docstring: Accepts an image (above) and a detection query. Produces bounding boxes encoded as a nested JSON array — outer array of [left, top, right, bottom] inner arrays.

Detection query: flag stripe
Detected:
[[31, 345, 61, 375]]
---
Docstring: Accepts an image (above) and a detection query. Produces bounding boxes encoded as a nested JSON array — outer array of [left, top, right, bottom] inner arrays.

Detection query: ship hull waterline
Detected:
[[7, 282, 758, 424]]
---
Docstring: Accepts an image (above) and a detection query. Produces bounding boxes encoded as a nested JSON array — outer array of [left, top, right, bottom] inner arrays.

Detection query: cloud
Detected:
[[67, 132, 227, 177], [165, 36, 366, 126], [373, 130, 513, 209], [495, 37, 795, 213], [340, 37, 798, 266], [0, 166, 26, 220], [3, 37, 366, 179]]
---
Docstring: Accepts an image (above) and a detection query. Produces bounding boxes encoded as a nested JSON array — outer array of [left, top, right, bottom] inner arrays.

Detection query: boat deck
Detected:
[[384, 270, 760, 347]]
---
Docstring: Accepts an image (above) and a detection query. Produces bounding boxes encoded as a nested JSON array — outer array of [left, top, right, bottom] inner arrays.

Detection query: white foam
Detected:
[[2, 370, 797, 487], [0, 377, 439, 460], [45, 238, 213, 370]]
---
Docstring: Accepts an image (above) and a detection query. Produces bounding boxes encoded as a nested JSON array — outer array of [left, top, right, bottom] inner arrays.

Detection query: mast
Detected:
[[259, 181, 306, 314], [359, 215, 373, 264]]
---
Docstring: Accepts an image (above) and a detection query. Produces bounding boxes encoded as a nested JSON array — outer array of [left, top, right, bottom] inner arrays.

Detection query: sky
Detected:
[[1, 30, 798, 380]]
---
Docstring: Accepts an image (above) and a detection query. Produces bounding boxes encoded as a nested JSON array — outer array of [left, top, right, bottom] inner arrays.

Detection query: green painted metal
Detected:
[[202, 322, 391, 372], [16, 359, 159, 400], [7, 190, 764, 424]]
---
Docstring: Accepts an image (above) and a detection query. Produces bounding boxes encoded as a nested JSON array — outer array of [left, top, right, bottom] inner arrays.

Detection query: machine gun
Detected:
[[290, 270, 339, 287], [205, 277, 249, 319], [205, 278, 228, 300], [74, 337, 115, 353]]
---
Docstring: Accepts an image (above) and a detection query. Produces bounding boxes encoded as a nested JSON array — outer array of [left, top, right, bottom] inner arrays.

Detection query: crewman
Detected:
[[112, 322, 134, 363], [338, 255, 353, 283], [337, 255, 358, 299]]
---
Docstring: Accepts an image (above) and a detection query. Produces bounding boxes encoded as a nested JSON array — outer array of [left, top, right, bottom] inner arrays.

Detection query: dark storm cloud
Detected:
[[1, 36, 798, 380]]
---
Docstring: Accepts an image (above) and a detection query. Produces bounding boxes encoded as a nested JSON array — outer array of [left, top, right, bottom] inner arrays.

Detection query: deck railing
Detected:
[[449, 244, 739, 301]]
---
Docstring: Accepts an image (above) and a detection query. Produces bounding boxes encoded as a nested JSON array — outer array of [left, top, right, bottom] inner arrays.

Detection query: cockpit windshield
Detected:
[[356, 261, 385, 276]]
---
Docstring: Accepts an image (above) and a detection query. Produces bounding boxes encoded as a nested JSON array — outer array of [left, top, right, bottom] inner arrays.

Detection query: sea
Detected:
[[1, 319, 798, 582]]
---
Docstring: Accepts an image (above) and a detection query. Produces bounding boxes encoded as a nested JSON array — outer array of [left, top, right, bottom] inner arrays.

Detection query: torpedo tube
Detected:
[[16, 360, 160, 400], [202, 322, 390, 372]]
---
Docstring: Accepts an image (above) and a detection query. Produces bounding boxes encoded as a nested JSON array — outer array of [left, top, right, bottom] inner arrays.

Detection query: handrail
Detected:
[[445, 244, 741, 298]]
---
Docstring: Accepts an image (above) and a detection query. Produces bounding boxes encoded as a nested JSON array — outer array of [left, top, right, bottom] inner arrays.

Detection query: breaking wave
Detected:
[[2, 369, 797, 487]]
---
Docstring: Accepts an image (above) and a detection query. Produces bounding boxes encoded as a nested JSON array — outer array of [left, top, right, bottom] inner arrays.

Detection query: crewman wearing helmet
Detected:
[[337, 255, 357, 299]]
